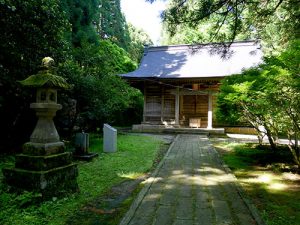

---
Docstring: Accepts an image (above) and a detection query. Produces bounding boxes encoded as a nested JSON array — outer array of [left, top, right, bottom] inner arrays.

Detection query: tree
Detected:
[[0, 0, 144, 152], [62, 0, 100, 47], [0, 0, 70, 151], [217, 40, 300, 166], [160, 14, 252, 45], [153, 0, 300, 53], [127, 23, 153, 63], [216, 68, 279, 150], [97, 0, 131, 49], [57, 40, 140, 133], [57, 1, 143, 134]]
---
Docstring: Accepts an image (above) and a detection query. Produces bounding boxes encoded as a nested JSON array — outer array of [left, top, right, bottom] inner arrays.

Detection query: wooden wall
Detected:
[[144, 84, 162, 124], [143, 81, 219, 127], [162, 87, 175, 121], [180, 95, 208, 127]]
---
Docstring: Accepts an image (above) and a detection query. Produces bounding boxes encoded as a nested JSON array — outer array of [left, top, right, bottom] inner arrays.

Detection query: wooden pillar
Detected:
[[207, 91, 213, 129], [180, 95, 184, 120], [175, 87, 180, 125], [161, 86, 164, 123], [143, 82, 147, 123]]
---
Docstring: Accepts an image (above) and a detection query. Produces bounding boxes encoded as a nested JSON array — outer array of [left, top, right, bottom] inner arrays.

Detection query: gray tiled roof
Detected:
[[121, 41, 263, 79]]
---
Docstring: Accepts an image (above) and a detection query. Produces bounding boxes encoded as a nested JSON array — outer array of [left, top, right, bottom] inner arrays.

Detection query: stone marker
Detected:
[[103, 124, 117, 153], [2, 57, 78, 198], [73, 132, 98, 161], [75, 132, 89, 154]]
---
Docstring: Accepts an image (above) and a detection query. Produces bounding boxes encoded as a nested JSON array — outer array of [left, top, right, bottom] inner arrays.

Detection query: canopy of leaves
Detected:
[[61, 0, 100, 46], [97, 0, 131, 50], [217, 39, 300, 162], [0, 0, 71, 150], [157, 0, 300, 54], [127, 23, 153, 63], [57, 40, 141, 132]]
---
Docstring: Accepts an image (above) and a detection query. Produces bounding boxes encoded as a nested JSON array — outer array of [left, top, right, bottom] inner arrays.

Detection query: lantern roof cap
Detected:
[[19, 57, 72, 89]]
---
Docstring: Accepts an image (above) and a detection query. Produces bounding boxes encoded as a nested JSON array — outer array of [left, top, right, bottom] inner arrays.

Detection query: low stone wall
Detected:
[[225, 127, 257, 135], [132, 124, 165, 133], [132, 124, 225, 134], [133, 124, 258, 135]]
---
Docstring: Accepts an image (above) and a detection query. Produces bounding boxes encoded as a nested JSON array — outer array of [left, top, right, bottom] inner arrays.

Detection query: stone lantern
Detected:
[[2, 57, 78, 198]]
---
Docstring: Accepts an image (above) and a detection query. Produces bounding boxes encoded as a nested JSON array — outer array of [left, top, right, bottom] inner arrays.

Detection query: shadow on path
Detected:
[[120, 134, 263, 225]]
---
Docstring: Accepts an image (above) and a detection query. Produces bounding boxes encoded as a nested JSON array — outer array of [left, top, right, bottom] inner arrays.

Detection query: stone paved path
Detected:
[[120, 134, 260, 225]]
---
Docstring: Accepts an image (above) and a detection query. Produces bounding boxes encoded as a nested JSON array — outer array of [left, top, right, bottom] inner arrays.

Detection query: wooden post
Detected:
[[161, 86, 164, 123], [207, 91, 213, 129], [175, 87, 180, 125], [143, 82, 147, 123], [180, 95, 183, 120]]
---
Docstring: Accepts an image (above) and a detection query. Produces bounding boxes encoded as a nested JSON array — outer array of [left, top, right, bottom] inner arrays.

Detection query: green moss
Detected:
[[19, 70, 72, 90]]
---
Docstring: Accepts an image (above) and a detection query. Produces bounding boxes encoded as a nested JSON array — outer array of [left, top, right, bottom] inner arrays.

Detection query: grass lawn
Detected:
[[212, 141, 300, 225], [0, 133, 167, 225]]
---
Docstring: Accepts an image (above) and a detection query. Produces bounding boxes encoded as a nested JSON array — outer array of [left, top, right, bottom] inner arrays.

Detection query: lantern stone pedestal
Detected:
[[2, 102, 78, 198], [2, 57, 78, 198]]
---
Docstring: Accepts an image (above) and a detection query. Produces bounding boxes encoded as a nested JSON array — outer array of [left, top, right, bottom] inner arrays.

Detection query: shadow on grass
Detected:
[[213, 141, 300, 225], [0, 133, 171, 225], [217, 143, 295, 171], [65, 136, 171, 225], [65, 178, 144, 225]]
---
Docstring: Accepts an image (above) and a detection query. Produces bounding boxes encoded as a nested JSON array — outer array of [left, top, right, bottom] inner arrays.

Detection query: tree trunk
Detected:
[[264, 125, 277, 151]]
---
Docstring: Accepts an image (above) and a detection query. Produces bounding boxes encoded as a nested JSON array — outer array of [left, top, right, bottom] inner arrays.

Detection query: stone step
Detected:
[[15, 152, 73, 171], [2, 163, 78, 197]]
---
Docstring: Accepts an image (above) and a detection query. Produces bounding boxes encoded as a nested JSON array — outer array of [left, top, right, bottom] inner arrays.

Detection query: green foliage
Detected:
[[0, 134, 164, 225], [127, 23, 153, 63], [96, 40, 137, 74], [159, 0, 299, 53], [61, 0, 100, 47], [57, 40, 141, 132], [0, 0, 145, 151], [217, 40, 300, 163], [97, 0, 131, 50], [0, 0, 71, 151]]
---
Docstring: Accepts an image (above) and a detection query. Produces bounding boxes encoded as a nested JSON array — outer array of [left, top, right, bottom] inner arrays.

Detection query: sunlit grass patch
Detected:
[[212, 141, 300, 225], [117, 171, 145, 179]]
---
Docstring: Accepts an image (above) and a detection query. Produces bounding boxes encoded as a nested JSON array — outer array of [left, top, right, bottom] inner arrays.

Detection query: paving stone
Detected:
[[157, 169, 171, 178], [153, 206, 174, 225], [160, 193, 177, 206], [147, 186, 162, 196], [121, 135, 260, 225], [213, 200, 233, 225], [194, 208, 214, 225], [178, 185, 193, 197], [134, 199, 157, 217], [175, 197, 194, 219], [195, 192, 211, 209], [128, 216, 153, 225], [172, 219, 194, 225], [231, 199, 251, 214], [208, 186, 226, 201]]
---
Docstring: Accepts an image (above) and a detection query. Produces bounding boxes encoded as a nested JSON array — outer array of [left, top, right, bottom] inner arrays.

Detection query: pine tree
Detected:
[[97, 0, 130, 49]]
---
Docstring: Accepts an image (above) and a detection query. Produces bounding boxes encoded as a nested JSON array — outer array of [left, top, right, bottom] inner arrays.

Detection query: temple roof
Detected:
[[121, 41, 263, 79]]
